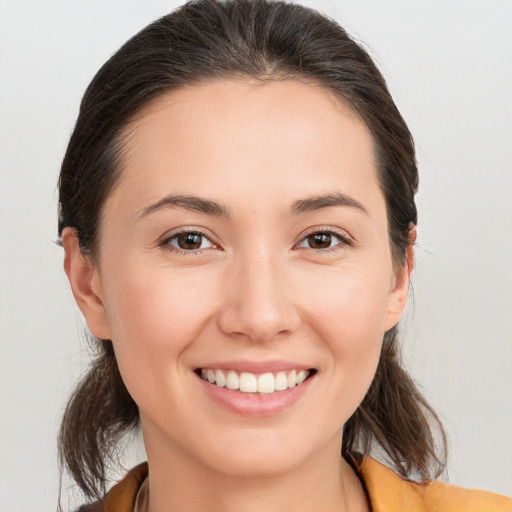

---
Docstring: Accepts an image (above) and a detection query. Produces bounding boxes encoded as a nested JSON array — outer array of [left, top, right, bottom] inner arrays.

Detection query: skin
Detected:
[[63, 79, 413, 512]]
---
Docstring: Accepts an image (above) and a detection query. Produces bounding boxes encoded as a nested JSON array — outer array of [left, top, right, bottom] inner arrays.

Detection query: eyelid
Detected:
[[158, 226, 221, 253], [157, 225, 352, 254], [294, 226, 353, 250]]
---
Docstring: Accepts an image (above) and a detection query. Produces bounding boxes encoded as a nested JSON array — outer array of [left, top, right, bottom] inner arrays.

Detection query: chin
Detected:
[[207, 449, 308, 479], [192, 426, 335, 480]]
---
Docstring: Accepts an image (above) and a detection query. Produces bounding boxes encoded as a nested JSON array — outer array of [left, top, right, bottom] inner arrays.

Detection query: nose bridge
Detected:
[[218, 244, 299, 342]]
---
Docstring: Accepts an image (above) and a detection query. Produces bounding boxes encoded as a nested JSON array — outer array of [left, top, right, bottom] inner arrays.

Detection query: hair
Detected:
[[58, 0, 446, 502]]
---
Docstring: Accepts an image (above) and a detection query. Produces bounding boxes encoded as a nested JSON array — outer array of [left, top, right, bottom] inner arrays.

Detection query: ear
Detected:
[[62, 227, 112, 340], [384, 225, 416, 331]]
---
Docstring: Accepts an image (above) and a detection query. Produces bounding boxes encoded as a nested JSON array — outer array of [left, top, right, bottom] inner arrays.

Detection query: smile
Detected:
[[199, 368, 314, 394]]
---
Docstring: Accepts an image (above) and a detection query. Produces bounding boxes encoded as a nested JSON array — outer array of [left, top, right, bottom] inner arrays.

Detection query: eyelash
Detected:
[[159, 227, 352, 255], [294, 227, 352, 254], [159, 229, 218, 255]]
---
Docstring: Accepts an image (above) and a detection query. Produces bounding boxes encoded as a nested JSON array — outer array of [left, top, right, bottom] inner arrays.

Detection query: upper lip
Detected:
[[196, 360, 314, 374]]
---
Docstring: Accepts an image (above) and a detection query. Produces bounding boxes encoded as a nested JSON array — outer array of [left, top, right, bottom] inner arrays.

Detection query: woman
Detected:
[[57, 1, 511, 511]]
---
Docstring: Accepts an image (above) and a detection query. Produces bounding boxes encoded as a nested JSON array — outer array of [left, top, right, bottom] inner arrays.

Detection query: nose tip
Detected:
[[216, 263, 300, 344]]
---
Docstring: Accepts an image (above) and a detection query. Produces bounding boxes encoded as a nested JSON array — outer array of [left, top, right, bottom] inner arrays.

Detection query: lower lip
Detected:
[[196, 374, 314, 417]]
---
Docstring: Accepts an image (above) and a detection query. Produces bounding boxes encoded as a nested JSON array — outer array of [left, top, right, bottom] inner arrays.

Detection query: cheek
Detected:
[[297, 264, 390, 403], [100, 260, 219, 398], [298, 261, 392, 342], [105, 258, 217, 335]]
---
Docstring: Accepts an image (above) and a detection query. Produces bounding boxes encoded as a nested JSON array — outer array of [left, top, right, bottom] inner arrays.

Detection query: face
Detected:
[[65, 79, 411, 478]]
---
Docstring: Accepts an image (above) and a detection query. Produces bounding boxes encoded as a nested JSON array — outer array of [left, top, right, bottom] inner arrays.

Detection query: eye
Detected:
[[161, 230, 216, 252], [297, 230, 350, 251]]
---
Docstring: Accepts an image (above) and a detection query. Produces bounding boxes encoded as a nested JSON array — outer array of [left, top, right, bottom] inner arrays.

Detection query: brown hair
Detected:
[[58, 0, 446, 502]]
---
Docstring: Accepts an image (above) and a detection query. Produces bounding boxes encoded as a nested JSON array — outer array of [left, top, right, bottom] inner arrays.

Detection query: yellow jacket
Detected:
[[79, 457, 511, 511], [356, 457, 511, 511]]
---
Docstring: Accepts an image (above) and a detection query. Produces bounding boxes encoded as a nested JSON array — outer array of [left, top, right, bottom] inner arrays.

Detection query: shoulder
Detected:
[[75, 458, 511, 512], [356, 457, 512, 512], [75, 462, 149, 512]]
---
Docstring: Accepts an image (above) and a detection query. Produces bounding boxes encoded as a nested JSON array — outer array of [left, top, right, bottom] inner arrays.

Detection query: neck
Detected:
[[141, 423, 368, 512]]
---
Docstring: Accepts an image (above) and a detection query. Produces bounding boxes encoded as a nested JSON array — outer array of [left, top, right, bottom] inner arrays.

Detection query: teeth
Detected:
[[257, 373, 275, 394], [287, 370, 297, 388], [226, 370, 239, 390], [240, 372, 258, 392], [275, 371, 288, 391], [215, 369, 226, 387], [296, 369, 308, 384], [199, 368, 312, 394]]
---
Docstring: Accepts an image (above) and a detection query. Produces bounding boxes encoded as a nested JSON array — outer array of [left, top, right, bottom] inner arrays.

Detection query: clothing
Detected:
[[78, 457, 511, 512]]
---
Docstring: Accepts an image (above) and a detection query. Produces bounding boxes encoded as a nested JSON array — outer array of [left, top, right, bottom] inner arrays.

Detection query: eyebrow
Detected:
[[137, 192, 367, 220], [291, 193, 368, 216], [138, 195, 231, 219]]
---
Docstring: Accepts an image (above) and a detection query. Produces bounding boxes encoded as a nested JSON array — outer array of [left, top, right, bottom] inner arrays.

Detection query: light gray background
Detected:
[[1, 1, 511, 510]]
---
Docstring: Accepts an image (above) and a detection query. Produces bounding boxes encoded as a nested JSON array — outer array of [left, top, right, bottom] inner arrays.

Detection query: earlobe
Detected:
[[384, 225, 416, 330], [62, 228, 112, 340]]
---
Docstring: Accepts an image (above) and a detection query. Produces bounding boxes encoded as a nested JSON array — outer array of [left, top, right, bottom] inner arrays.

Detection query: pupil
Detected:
[[309, 233, 331, 249], [178, 233, 202, 250]]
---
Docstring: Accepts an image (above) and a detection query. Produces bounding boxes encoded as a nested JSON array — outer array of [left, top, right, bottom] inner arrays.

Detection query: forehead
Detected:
[[110, 79, 380, 216]]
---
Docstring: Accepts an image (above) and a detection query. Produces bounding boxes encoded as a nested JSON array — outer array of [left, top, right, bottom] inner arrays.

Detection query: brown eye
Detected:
[[307, 233, 332, 249], [165, 231, 215, 252], [298, 230, 348, 251], [177, 232, 203, 250]]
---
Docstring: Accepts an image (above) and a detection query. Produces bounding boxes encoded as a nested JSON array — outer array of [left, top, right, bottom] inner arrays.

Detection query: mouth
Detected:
[[196, 368, 317, 395]]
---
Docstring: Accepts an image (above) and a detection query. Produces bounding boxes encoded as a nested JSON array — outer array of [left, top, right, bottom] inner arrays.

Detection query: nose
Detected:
[[217, 250, 301, 344]]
